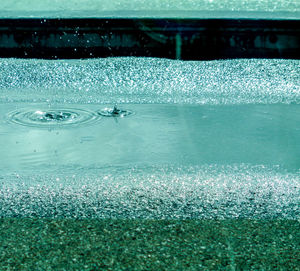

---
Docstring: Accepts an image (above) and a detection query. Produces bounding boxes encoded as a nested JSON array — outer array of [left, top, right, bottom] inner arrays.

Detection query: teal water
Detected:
[[0, 58, 299, 219], [1, 103, 300, 171]]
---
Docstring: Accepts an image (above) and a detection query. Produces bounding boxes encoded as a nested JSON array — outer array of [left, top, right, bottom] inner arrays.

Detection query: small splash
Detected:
[[32, 110, 74, 122], [7, 108, 100, 128], [98, 105, 133, 118]]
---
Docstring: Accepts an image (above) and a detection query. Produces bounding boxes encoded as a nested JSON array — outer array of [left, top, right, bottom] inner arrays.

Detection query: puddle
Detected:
[[0, 57, 299, 219], [1, 103, 300, 172]]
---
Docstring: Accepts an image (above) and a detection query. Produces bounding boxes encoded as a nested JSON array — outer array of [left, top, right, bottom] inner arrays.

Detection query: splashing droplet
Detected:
[[98, 105, 133, 118]]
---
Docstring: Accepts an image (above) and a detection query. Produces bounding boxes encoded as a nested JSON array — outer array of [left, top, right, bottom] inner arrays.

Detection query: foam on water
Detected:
[[0, 58, 299, 105]]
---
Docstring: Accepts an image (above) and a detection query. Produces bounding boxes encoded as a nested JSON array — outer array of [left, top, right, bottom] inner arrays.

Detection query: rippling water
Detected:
[[0, 58, 299, 219], [7, 107, 100, 128]]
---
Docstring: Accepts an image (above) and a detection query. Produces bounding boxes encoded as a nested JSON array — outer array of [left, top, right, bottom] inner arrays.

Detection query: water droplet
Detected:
[[97, 106, 133, 118]]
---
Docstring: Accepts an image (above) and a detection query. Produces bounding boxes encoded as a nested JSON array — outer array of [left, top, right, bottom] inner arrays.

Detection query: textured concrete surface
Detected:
[[1, 58, 299, 105], [1, 0, 299, 12], [0, 219, 299, 270]]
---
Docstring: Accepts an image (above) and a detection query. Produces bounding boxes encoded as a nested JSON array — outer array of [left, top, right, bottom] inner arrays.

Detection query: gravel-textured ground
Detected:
[[0, 219, 299, 270], [1, 58, 299, 105]]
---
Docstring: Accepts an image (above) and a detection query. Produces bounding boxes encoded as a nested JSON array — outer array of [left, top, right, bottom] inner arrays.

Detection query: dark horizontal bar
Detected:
[[0, 18, 299, 59]]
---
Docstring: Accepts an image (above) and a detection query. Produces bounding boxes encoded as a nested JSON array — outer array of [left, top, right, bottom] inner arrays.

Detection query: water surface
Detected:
[[1, 103, 300, 171], [0, 58, 299, 219]]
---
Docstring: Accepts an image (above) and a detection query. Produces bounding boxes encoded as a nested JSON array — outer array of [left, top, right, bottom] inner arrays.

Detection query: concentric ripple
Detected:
[[7, 108, 100, 128]]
